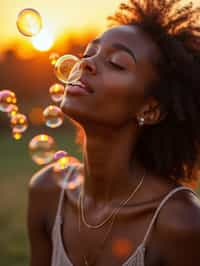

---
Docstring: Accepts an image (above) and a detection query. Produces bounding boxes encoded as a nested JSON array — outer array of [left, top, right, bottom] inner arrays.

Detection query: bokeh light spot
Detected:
[[112, 238, 133, 258]]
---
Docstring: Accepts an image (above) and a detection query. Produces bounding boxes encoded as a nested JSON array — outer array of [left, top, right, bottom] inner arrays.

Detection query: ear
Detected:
[[136, 97, 167, 126]]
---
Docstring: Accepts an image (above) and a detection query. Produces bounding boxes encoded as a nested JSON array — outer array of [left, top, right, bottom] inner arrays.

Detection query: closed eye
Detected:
[[109, 61, 125, 70], [81, 54, 125, 70]]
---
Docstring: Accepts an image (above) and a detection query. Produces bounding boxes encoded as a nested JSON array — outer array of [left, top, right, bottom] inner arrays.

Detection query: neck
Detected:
[[80, 121, 145, 206]]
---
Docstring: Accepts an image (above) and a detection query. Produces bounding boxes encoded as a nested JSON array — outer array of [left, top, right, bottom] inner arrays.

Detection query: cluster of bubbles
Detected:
[[0, 90, 28, 139], [1, 8, 85, 190], [28, 135, 83, 189]]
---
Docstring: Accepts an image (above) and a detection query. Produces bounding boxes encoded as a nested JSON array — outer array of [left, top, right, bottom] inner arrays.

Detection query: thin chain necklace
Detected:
[[78, 172, 145, 266], [80, 173, 145, 229]]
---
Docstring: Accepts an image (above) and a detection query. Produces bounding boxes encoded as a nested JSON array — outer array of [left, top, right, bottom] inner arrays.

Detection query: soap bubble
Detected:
[[49, 52, 59, 65], [43, 105, 64, 128], [49, 83, 65, 102], [10, 113, 28, 133], [16, 8, 42, 37], [54, 54, 80, 83], [53, 150, 68, 161], [54, 157, 83, 190], [29, 134, 56, 165], [8, 105, 19, 118], [0, 90, 17, 112]]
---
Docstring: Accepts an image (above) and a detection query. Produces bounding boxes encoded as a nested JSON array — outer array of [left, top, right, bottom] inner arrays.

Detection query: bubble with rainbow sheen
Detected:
[[10, 113, 28, 133], [0, 90, 17, 112], [29, 134, 56, 165], [49, 83, 65, 103], [54, 159, 83, 190], [54, 54, 80, 83], [43, 105, 64, 128], [16, 8, 42, 37]]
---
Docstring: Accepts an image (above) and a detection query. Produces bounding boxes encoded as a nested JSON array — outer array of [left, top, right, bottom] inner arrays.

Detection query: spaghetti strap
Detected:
[[142, 186, 199, 246], [54, 165, 77, 224]]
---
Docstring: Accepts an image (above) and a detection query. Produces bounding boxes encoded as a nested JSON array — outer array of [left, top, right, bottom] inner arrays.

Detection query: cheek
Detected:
[[101, 72, 145, 114]]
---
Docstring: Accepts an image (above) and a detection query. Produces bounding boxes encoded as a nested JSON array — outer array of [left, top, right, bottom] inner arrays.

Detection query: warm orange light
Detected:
[[32, 28, 54, 51]]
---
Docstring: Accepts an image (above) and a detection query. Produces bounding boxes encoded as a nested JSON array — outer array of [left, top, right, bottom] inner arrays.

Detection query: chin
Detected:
[[60, 97, 93, 126]]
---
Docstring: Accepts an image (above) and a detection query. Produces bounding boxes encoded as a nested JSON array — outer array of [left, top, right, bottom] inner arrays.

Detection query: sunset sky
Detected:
[[0, 0, 120, 53]]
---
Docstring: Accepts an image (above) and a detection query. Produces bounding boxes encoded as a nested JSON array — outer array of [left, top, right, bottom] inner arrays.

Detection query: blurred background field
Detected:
[[0, 128, 82, 266]]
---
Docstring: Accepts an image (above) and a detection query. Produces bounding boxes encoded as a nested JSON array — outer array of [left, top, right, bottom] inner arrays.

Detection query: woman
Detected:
[[28, 0, 200, 265]]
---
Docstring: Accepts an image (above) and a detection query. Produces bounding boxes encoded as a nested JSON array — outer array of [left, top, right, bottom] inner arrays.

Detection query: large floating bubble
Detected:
[[54, 54, 80, 83], [49, 83, 65, 103], [43, 105, 64, 128], [16, 8, 42, 37], [0, 90, 17, 112], [29, 134, 56, 165], [10, 113, 28, 133]]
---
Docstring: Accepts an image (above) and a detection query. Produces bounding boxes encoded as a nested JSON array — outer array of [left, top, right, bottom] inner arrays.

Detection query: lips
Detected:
[[68, 79, 94, 94]]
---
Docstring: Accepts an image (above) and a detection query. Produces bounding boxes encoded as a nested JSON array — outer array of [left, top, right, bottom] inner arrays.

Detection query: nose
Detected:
[[79, 57, 97, 75]]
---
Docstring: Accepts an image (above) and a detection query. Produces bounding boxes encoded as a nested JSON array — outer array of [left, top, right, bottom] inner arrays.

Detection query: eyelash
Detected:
[[81, 54, 125, 71]]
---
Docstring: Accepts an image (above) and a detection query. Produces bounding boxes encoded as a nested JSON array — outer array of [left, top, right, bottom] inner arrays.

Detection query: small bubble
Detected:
[[16, 8, 42, 37], [0, 90, 17, 112], [54, 159, 83, 190], [29, 134, 56, 165], [10, 113, 28, 133], [43, 105, 64, 128], [49, 83, 65, 103]]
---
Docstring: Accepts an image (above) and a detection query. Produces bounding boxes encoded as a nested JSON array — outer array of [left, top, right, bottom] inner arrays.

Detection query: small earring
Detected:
[[138, 117, 145, 126]]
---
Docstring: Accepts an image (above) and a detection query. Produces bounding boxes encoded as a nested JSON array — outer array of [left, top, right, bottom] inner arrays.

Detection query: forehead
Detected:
[[96, 25, 161, 64]]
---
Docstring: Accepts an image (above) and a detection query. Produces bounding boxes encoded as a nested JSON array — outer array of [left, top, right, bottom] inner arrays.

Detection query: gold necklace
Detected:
[[78, 172, 145, 266], [80, 173, 145, 229]]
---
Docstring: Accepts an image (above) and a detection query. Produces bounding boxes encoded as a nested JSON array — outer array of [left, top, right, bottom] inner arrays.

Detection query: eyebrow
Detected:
[[111, 43, 137, 63], [90, 39, 137, 63]]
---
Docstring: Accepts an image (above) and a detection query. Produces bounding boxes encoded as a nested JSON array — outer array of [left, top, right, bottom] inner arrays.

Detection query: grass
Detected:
[[0, 127, 81, 266]]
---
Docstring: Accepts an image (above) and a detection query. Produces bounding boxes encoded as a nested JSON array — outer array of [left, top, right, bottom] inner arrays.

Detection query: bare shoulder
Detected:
[[157, 187, 200, 266], [28, 163, 65, 234], [158, 188, 200, 234], [29, 163, 59, 190]]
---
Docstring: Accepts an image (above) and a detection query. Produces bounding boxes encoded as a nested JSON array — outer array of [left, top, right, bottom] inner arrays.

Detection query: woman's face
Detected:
[[61, 24, 161, 127]]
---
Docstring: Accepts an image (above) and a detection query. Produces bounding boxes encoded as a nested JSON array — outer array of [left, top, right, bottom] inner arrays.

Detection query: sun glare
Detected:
[[31, 28, 54, 51]]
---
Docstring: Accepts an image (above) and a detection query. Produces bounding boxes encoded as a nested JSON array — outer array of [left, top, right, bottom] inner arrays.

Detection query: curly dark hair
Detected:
[[75, 0, 200, 185]]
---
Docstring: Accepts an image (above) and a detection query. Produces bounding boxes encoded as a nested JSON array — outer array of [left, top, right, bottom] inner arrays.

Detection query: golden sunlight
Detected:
[[31, 28, 54, 51]]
